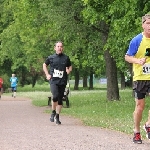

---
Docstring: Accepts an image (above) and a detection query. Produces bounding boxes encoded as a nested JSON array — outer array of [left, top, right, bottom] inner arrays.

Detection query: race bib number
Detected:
[[143, 63, 150, 74], [53, 69, 64, 78]]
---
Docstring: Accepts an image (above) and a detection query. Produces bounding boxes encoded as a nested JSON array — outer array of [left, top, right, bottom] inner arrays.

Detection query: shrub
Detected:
[[1, 74, 10, 92]]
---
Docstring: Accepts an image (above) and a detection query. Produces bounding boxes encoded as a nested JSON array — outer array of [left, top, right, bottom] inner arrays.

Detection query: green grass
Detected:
[[16, 82, 108, 92], [5, 84, 150, 138], [17, 84, 51, 92], [61, 90, 135, 133]]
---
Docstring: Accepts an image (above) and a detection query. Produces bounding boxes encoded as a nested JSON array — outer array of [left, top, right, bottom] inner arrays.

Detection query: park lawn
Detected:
[[13, 88, 150, 139]]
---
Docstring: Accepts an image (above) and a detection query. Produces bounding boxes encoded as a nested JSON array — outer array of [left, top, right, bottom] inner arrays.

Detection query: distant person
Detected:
[[0, 77, 3, 99], [125, 14, 150, 144], [43, 41, 72, 125], [10, 74, 18, 98]]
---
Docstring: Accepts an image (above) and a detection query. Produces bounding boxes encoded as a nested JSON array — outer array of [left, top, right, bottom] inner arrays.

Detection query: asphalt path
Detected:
[[0, 95, 150, 150]]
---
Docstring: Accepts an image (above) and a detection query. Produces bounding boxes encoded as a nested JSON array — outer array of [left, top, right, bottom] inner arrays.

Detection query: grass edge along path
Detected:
[[8, 89, 150, 139]]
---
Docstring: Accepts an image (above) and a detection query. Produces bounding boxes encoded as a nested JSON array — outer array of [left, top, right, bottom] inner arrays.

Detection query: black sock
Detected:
[[56, 113, 59, 118], [52, 110, 56, 114]]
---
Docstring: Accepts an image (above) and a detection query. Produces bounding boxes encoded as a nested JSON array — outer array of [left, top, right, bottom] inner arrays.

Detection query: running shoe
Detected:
[[133, 132, 142, 144], [55, 114, 61, 125], [50, 112, 56, 122], [143, 124, 150, 139], [55, 117, 61, 125]]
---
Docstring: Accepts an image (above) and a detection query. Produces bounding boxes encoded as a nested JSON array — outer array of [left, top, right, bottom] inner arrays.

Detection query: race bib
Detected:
[[143, 63, 150, 74], [53, 69, 64, 78]]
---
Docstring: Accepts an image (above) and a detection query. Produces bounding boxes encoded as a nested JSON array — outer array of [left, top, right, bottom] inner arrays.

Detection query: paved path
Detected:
[[0, 95, 150, 150]]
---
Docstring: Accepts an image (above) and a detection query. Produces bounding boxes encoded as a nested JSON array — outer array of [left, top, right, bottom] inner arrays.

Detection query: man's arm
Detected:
[[43, 63, 51, 80], [66, 56, 72, 74], [66, 66, 72, 74], [125, 55, 146, 65]]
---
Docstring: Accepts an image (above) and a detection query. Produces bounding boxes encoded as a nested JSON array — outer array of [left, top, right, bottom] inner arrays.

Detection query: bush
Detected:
[[1, 74, 10, 91]]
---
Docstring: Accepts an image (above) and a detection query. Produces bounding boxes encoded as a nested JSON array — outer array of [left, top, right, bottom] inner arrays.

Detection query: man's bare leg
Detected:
[[52, 101, 57, 111], [133, 98, 145, 133], [56, 105, 62, 114], [132, 98, 145, 143]]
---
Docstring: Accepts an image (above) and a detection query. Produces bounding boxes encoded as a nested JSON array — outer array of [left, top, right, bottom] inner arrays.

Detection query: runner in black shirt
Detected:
[[43, 41, 72, 125]]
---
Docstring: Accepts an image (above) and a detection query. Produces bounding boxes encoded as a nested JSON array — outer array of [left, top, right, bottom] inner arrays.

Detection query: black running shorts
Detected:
[[133, 80, 150, 99]]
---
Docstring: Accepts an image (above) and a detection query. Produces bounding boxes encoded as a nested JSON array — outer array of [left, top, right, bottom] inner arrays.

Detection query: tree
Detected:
[[44, 0, 105, 90], [0, 0, 52, 85], [81, 0, 120, 100], [81, 0, 150, 100]]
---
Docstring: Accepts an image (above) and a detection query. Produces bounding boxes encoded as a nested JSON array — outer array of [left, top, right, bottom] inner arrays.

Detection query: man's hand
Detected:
[[66, 66, 72, 74], [46, 74, 51, 80], [138, 58, 146, 65], [66, 67, 70, 74]]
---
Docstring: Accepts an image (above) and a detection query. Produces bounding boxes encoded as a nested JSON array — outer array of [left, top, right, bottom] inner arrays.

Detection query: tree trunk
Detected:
[[120, 72, 125, 90], [104, 50, 120, 100], [127, 63, 133, 88], [74, 68, 79, 90], [95, 21, 119, 100], [83, 75, 87, 88], [20, 67, 26, 87], [89, 68, 93, 90], [32, 74, 38, 88]]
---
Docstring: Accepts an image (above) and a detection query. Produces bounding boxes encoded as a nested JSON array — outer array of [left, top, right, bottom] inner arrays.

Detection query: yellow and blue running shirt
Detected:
[[126, 33, 150, 81]]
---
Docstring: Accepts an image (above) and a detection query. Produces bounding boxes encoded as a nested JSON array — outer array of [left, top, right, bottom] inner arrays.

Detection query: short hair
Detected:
[[142, 14, 150, 23], [54, 41, 63, 46]]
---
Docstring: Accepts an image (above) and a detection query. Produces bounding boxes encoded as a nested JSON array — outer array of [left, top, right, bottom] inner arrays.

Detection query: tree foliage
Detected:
[[0, 0, 150, 94]]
